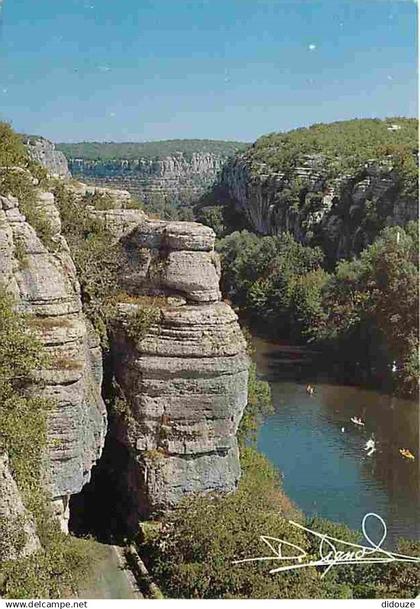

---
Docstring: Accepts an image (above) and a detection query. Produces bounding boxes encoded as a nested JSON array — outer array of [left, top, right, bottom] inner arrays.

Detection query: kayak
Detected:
[[399, 449, 415, 460], [351, 417, 365, 426]]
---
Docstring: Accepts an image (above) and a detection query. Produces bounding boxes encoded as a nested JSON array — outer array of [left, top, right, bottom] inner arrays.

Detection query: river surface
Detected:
[[254, 337, 420, 548]]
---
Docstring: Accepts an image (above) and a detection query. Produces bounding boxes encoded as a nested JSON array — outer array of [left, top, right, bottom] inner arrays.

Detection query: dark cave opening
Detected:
[[69, 352, 135, 544], [68, 432, 133, 544]]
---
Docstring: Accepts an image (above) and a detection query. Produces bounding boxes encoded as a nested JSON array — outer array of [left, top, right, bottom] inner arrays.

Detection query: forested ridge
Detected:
[[56, 139, 248, 161], [195, 118, 420, 397]]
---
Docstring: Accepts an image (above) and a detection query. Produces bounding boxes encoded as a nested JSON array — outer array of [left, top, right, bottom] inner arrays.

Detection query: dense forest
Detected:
[[56, 139, 248, 161], [217, 224, 419, 396]]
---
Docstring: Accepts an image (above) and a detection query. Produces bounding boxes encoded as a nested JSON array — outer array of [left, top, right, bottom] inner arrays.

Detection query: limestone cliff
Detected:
[[0, 182, 107, 533], [109, 219, 249, 520], [217, 154, 417, 263], [0, 165, 248, 539], [66, 153, 228, 207], [208, 119, 418, 263], [25, 137, 71, 178]]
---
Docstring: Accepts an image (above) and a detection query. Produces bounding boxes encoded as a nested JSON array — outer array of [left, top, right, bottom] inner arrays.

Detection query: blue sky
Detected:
[[0, 0, 417, 142]]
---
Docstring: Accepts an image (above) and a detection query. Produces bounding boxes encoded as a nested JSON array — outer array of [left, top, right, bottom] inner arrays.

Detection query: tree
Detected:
[[312, 223, 419, 396]]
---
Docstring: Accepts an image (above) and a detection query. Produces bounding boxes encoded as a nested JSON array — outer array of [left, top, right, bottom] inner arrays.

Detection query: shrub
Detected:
[[124, 304, 162, 343], [0, 169, 55, 251], [0, 123, 28, 168], [54, 184, 127, 342]]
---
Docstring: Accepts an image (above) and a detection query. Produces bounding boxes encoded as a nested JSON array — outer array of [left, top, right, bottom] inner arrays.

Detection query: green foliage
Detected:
[[238, 362, 273, 444], [312, 223, 419, 396], [57, 139, 248, 161], [217, 230, 326, 339], [0, 516, 27, 560], [249, 118, 418, 178], [196, 206, 225, 237], [84, 191, 115, 210], [217, 221, 418, 395], [124, 304, 162, 343], [0, 169, 56, 250], [53, 184, 127, 341], [0, 123, 28, 167], [0, 290, 46, 400], [0, 535, 102, 599]]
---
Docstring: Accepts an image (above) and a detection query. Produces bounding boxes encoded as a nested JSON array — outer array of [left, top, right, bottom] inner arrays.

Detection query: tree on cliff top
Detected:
[[0, 122, 28, 168]]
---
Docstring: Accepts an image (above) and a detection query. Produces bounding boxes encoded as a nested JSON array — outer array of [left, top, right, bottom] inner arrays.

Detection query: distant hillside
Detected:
[[56, 139, 248, 161], [54, 139, 249, 218], [246, 117, 417, 175], [198, 117, 418, 261]]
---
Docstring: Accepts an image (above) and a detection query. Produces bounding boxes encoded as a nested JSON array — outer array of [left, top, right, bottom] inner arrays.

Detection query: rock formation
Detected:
[[65, 152, 232, 206], [110, 219, 249, 521], [0, 168, 249, 536], [0, 183, 107, 534], [25, 137, 71, 178], [218, 154, 418, 262]]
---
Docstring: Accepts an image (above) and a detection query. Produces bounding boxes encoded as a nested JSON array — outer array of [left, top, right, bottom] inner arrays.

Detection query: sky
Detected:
[[0, 0, 417, 143]]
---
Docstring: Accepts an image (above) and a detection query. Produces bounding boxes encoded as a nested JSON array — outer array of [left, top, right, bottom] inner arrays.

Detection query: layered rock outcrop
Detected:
[[66, 152, 230, 206], [0, 168, 249, 537], [0, 184, 107, 534], [110, 220, 249, 521], [218, 153, 418, 263]]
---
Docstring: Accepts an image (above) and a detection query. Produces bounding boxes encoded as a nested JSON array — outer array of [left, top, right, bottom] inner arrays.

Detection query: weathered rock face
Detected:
[[110, 220, 249, 521], [66, 153, 229, 206], [0, 186, 107, 534], [219, 154, 418, 262], [0, 167, 248, 535], [0, 454, 41, 560], [120, 220, 221, 303], [25, 137, 71, 178]]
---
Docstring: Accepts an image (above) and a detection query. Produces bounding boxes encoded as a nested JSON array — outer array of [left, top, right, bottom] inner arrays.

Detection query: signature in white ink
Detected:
[[233, 513, 420, 577]]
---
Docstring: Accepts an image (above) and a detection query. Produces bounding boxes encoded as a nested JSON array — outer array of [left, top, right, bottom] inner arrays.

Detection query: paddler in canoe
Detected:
[[399, 448, 415, 460]]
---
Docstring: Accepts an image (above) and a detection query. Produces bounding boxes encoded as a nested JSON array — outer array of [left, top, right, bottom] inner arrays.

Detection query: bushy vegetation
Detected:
[[0, 123, 28, 167], [218, 230, 328, 339], [53, 184, 127, 342], [0, 289, 99, 598], [124, 301, 162, 343], [0, 123, 56, 251], [249, 118, 417, 179], [311, 222, 419, 396], [237, 333, 274, 443], [56, 139, 248, 161], [217, 222, 419, 396]]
